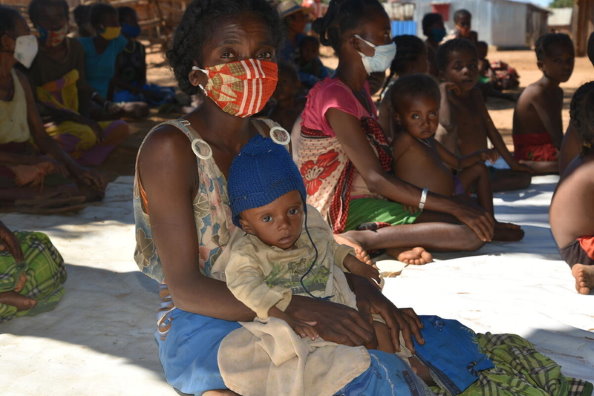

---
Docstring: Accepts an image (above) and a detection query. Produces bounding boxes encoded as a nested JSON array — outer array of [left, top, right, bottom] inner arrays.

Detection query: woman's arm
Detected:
[[326, 108, 494, 241]]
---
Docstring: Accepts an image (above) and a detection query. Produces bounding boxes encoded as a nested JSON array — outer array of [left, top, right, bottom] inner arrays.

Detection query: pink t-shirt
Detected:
[[301, 78, 377, 137]]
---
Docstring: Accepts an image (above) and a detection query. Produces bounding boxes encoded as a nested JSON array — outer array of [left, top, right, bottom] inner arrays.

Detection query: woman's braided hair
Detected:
[[167, 0, 281, 96], [311, 0, 386, 53], [569, 81, 594, 155]]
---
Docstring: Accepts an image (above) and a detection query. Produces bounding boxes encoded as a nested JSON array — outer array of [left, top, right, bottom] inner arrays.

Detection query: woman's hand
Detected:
[[71, 165, 105, 192], [0, 222, 24, 263], [451, 199, 495, 242], [347, 274, 424, 353], [286, 295, 376, 347]]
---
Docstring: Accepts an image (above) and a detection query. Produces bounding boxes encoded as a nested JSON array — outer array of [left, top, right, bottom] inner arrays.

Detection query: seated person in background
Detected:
[[446, 9, 478, 44], [476, 41, 516, 102], [73, 4, 93, 37], [78, 3, 148, 119], [260, 61, 305, 132], [278, 0, 308, 65], [0, 5, 104, 210], [112, 6, 175, 107], [421, 12, 446, 77], [28, 0, 130, 167], [559, 32, 594, 174], [390, 74, 523, 241], [296, 35, 330, 89], [550, 81, 594, 295], [512, 33, 574, 174], [378, 35, 428, 140], [214, 135, 430, 379], [0, 220, 67, 322], [436, 39, 533, 192]]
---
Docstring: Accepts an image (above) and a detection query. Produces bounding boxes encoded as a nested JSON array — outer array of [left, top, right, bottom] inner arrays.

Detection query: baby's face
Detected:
[[239, 190, 304, 250], [443, 49, 478, 92], [395, 95, 440, 140]]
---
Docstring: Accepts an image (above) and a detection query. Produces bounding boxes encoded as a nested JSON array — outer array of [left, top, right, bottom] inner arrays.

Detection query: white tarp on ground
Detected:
[[0, 175, 592, 396]]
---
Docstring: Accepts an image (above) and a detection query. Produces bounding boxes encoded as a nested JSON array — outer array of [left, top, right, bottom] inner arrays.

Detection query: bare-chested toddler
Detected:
[[513, 33, 574, 175], [550, 81, 594, 295], [435, 38, 533, 192], [391, 74, 524, 242]]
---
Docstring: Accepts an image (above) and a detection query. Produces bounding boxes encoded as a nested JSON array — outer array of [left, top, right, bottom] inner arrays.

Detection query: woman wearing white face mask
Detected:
[[0, 5, 105, 211], [294, 0, 497, 265]]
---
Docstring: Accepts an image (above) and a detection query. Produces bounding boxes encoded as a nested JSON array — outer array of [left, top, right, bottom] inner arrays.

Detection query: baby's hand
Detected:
[[344, 254, 381, 286], [480, 148, 499, 163]]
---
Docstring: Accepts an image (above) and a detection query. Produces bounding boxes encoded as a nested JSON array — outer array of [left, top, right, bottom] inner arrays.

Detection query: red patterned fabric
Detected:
[[513, 132, 559, 161], [299, 117, 392, 233]]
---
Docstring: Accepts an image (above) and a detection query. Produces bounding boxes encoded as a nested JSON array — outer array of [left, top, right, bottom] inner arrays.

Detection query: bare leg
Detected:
[[458, 163, 493, 215], [386, 247, 433, 265], [518, 160, 558, 175], [490, 168, 531, 192], [333, 233, 373, 265], [342, 220, 484, 253], [571, 264, 594, 295]]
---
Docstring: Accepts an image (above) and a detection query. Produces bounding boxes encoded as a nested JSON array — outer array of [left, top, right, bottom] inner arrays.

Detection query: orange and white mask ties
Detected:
[[192, 59, 278, 118]]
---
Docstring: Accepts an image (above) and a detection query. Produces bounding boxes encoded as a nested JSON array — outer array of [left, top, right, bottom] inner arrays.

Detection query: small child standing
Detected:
[[390, 74, 523, 241], [446, 9, 478, 44], [512, 33, 574, 174], [550, 81, 594, 295], [436, 38, 532, 192]]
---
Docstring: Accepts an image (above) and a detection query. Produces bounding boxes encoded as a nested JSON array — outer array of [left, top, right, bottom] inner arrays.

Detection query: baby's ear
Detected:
[[536, 59, 544, 71], [239, 217, 254, 234]]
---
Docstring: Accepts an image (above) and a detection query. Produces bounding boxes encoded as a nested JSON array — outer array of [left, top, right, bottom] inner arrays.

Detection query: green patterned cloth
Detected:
[[431, 333, 593, 396], [0, 231, 67, 322]]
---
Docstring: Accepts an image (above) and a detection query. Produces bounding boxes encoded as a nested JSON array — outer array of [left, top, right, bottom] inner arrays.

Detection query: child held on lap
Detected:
[[390, 74, 523, 241], [512, 33, 574, 174], [436, 39, 532, 192], [217, 135, 418, 360], [550, 81, 594, 295]]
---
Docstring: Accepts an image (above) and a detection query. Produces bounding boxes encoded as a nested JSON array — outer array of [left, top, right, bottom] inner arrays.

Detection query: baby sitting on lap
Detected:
[[389, 74, 523, 242]]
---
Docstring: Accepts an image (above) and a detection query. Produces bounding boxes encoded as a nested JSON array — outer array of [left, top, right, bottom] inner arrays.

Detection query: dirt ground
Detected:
[[98, 47, 594, 182]]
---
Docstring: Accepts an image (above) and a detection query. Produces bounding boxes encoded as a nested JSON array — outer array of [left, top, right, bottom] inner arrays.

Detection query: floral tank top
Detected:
[[133, 119, 235, 283]]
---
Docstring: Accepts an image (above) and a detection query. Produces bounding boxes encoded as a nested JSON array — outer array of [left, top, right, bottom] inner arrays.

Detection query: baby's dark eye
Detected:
[[428, 112, 438, 119], [261, 215, 272, 223], [411, 113, 421, 120], [288, 207, 300, 215]]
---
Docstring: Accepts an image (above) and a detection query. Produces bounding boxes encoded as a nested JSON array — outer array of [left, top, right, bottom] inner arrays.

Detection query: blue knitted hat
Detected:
[[228, 135, 307, 227]]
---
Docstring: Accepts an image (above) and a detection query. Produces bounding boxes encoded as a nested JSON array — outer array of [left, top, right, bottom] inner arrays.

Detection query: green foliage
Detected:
[[549, 0, 574, 8]]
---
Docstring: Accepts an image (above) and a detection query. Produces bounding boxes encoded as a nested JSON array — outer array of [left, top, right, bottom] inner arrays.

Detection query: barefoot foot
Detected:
[[334, 232, 373, 265], [0, 291, 37, 311], [493, 222, 524, 242], [386, 247, 433, 265], [571, 264, 594, 295]]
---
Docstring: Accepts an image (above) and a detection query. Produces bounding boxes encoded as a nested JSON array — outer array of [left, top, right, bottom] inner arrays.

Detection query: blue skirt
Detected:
[[156, 308, 428, 395]]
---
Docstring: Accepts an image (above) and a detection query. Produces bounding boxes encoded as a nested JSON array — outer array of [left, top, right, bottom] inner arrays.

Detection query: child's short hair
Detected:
[[570, 81, 594, 150], [391, 35, 426, 75], [73, 5, 91, 27], [588, 32, 594, 66], [453, 9, 471, 24], [117, 6, 137, 24], [29, 0, 68, 26], [389, 73, 440, 112], [0, 5, 20, 39], [89, 3, 117, 29], [436, 38, 477, 72], [421, 12, 443, 36], [167, 0, 281, 96], [312, 0, 385, 52], [535, 33, 573, 61]]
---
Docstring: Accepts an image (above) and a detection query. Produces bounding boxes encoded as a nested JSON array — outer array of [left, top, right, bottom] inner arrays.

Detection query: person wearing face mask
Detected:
[[0, 5, 105, 211], [421, 12, 446, 77], [111, 7, 175, 108], [294, 0, 500, 266], [27, 0, 131, 168]]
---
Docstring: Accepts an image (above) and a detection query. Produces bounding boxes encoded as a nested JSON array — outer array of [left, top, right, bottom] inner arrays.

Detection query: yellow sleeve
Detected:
[[225, 246, 292, 320]]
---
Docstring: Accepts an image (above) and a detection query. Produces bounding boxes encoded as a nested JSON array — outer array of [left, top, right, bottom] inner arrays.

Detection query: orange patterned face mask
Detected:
[[192, 59, 278, 118]]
